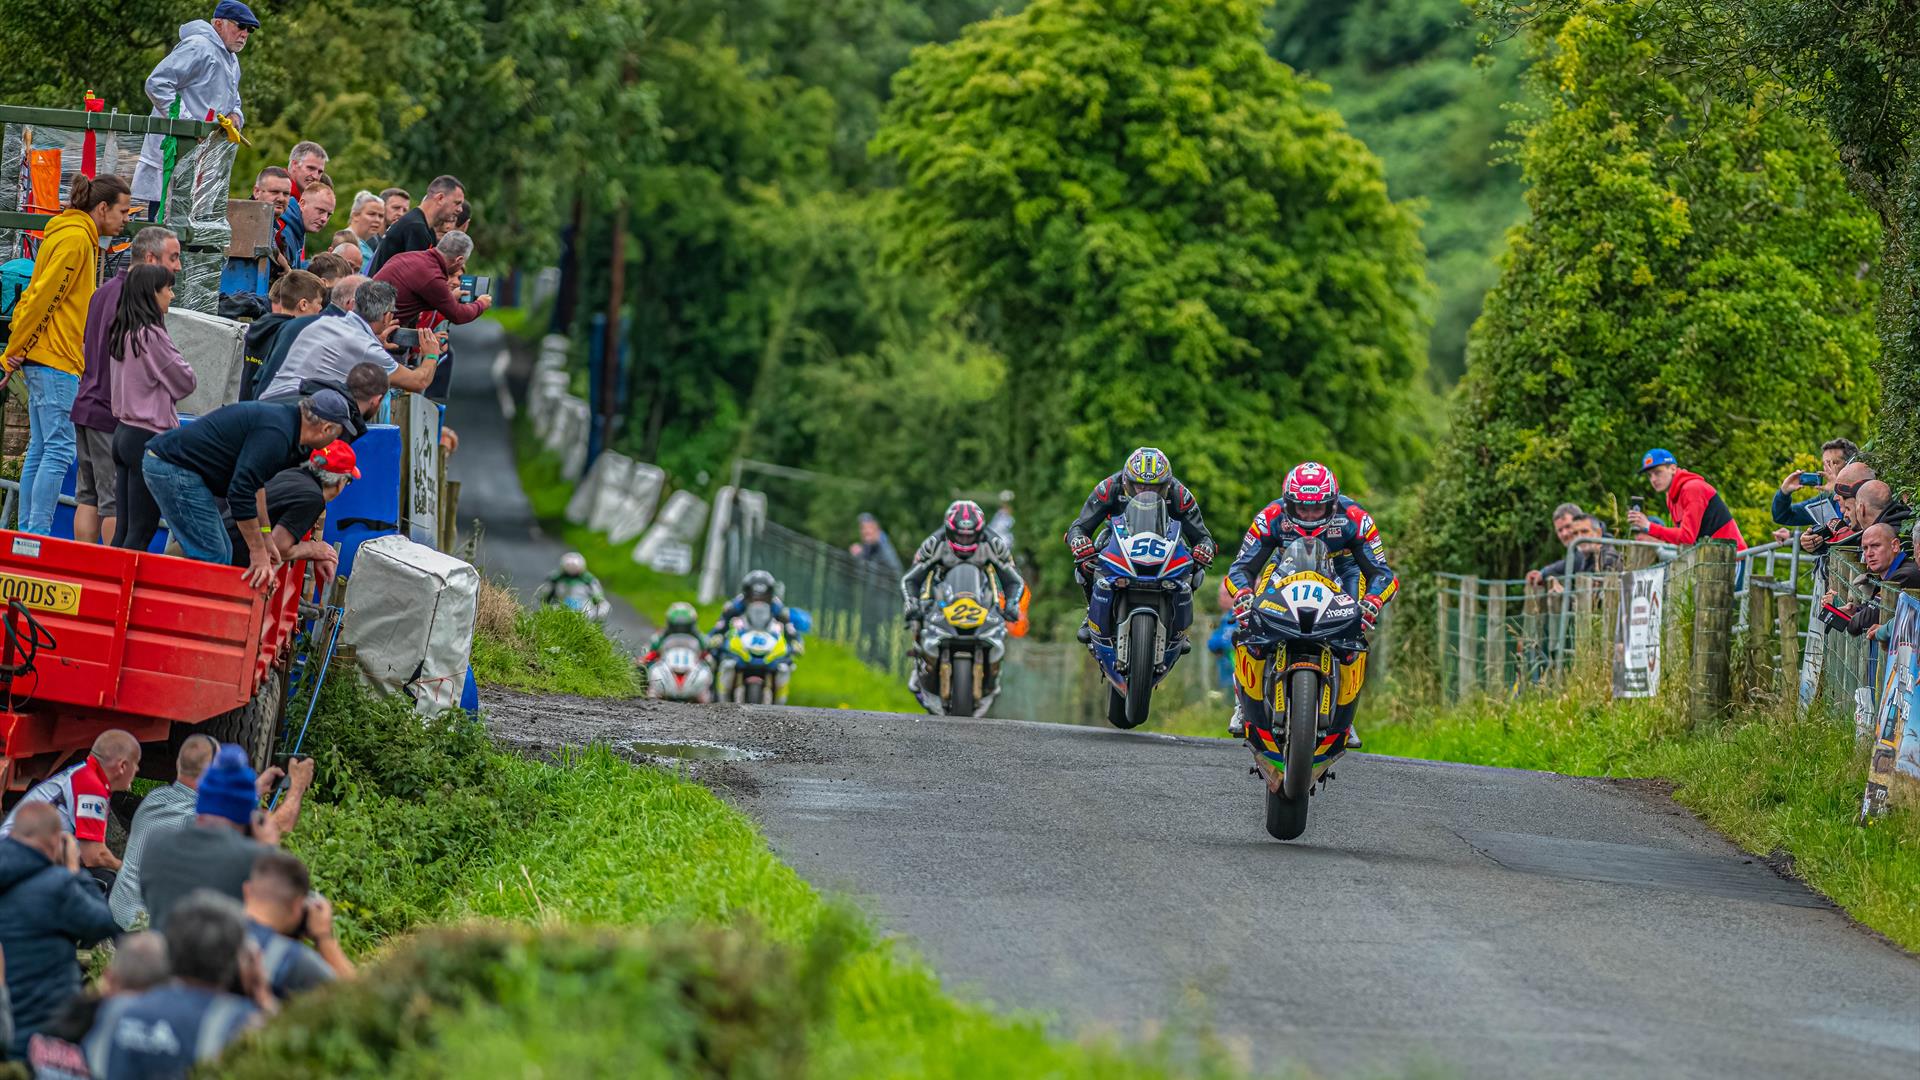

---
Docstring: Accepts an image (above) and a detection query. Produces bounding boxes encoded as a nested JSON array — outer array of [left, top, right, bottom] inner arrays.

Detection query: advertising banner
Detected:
[[1861, 594, 1920, 820], [1614, 566, 1665, 698]]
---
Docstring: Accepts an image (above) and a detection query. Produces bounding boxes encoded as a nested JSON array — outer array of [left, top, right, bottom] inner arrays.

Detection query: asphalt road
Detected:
[[481, 690, 1920, 1079], [445, 320, 650, 648]]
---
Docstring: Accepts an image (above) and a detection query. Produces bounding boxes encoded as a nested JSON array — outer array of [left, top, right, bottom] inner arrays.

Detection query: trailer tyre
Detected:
[[209, 663, 288, 771]]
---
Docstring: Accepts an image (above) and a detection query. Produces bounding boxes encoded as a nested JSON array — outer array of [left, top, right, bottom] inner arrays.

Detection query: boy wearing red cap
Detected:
[[1627, 448, 1747, 550]]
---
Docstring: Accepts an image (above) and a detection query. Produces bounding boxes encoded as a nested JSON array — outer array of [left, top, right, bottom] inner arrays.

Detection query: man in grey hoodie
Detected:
[[131, 3, 260, 215]]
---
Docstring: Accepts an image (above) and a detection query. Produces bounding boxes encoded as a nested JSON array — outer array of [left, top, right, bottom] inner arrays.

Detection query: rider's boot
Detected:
[[1228, 683, 1258, 738], [1346, 726, 1363, 749]]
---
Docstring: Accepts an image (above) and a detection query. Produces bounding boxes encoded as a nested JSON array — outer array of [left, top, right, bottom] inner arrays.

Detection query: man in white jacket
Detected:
[[131, 2, 260, 216]]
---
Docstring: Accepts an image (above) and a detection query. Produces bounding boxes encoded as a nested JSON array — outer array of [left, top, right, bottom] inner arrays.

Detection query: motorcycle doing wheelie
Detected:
[[1234, 536, 1365, 841], [1085, 491, 1200, 729], [647, 632, 716, 703], [909, 562, 1009, 717], [719, 602, 794, 704]]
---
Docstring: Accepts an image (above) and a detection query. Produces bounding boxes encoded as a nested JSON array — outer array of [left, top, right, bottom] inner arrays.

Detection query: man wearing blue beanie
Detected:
[[138, 745, 281, 930]]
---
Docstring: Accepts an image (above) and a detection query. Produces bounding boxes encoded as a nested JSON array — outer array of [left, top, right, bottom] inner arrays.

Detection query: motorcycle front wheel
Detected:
[[949, 652, 975, 717], [744, 679, 766, 705], [1119, 609, 1157, 729], [1265, 668, 1318, 841]]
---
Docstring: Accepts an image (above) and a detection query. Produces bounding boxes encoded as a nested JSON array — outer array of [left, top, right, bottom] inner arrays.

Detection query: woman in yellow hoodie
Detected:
[[2, 175, 133, 535]]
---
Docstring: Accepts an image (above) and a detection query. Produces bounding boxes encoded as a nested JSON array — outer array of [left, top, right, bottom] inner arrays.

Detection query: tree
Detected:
[[876, 0, 1432, 617], [1411, 3, 1881, 577], [1472, 0, 1920, 488]]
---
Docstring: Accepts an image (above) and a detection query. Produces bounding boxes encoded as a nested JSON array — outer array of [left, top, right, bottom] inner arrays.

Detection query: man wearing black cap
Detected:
[[132, 3, 261, 216], [141, 392, 351, 586]]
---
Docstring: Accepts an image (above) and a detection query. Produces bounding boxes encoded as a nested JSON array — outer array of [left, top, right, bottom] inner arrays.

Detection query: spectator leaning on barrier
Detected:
[[1627, 449, 1747, 550], [250, 270, 359, 397], [1525, 502, 1588, 586], [369, 174, 463, 275], [1536, 515, 1624, 590], [3, 175, 134, 537], [242, 850, 354, 1000], [142, 392, 351, 583], [1818, 524, 1920, 639], [1773, 438, 1858, 532], [73, 225, 183, 547], [1851, 480, 1914, 539], [141, 746, 312, 930], [132, 2, 257, 215], [1802, 460, 1878, 555], [266, 279, 440, 398], [848, 512, 902, 575], [375, 229, 492, 332], [26, 930, 169, 1077], [0, 730, 140, 887], [108, 734, 218, 930], [83, 890, 271, 1075], [222, 440, 356, 592], [0, 802, 120, 1059]]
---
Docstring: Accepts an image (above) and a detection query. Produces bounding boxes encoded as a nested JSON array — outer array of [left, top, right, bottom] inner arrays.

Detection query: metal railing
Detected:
[[719, 515, 912, 679]]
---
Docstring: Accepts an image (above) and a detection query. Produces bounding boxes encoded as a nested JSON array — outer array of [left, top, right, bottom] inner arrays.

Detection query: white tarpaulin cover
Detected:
[[166, 307, 245, 416], [343, 536, 478, 716]]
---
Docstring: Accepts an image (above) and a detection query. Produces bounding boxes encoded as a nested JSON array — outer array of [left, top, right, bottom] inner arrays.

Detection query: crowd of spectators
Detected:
[[0, 731, 349, 1075]]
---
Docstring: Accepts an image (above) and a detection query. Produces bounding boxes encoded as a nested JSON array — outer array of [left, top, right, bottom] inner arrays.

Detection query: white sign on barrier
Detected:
[[1614, 565, 1664, 698], [404, 394, 440, 547]]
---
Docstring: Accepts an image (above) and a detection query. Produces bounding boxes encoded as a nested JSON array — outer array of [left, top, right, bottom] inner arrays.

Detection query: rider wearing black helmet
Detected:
[[707, 570, 802, 648]]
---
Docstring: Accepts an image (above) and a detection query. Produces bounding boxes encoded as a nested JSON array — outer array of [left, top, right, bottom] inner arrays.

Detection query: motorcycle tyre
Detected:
[[949, 653, 975, 717], [1121, 609, 1156, 729], [744, 680, 766, 705], [1106, 685, 1128, 728], [1266, 668, 1317, 841]]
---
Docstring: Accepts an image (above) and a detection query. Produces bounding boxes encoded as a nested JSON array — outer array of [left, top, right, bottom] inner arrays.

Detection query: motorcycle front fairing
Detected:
[[1234, 539, 1365, 784]]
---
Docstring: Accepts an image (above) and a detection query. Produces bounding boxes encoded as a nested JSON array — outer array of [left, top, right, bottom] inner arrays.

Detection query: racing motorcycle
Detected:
[[1235, 536, 1363, 841], [1085, 491, 1199, 729], [910, 562, 1008, 717], [720, 601, 793, 704], [647, 632, 715, 703]]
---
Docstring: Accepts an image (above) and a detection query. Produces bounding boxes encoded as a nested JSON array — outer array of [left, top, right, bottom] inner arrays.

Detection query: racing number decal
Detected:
[[943, 597, 988, 628], [0, 572, 80, 615], [1128, 535, 1169, 561]]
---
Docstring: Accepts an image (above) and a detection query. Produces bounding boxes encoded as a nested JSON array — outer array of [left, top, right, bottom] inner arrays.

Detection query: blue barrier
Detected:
[[325, 422, 402, 578]]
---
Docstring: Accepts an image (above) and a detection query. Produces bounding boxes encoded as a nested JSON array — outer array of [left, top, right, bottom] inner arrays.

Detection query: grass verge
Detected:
[[469, 577, 640, 698], [512, 436, 917, 713], [229, 678, 1252, 1077], [1364, 691, 1920, 951]]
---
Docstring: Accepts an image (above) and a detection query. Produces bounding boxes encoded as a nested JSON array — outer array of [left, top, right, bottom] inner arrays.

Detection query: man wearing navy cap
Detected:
[[132, 3, 261, 214], [1627, 448, 1747, 550], [142, 392, 351, 585]]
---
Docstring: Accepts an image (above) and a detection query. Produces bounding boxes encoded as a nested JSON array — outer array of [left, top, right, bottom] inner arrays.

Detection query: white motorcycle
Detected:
[[647, 632, 715, 703]]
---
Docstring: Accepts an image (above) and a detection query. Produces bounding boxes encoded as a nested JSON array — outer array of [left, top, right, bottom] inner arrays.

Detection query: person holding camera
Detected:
[[139, 745, 308, 931], [1817, 524, 1920, 639], [259, 278, 440, 399], [1625, 448, 1746, 550], [0, 802, 120, 1058], [241, 851, 354, 1001]]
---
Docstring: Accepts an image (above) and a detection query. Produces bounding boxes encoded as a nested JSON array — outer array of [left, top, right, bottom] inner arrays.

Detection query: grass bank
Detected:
[[469, 577, 640, 698], [227, 663, 1247, 1076], [512, 438, 918, 713], [1363, 690, 1920, 951]]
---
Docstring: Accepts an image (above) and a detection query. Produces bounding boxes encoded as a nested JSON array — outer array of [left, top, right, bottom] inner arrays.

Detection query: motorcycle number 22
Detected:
[[1128, 535, 1170, 563]]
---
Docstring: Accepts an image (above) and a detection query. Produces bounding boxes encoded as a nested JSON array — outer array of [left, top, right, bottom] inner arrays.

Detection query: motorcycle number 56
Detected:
[[1128, 535, 1169, 562]]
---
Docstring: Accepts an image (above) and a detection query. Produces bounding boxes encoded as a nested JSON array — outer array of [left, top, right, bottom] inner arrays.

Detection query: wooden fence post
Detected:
[[1739, 584, 1774, 707], [1457, 576, 1479, 700], [1485, 588, 1508, 696], [1521, 587, 1544, 689], [1689, 541, 1737, 727]]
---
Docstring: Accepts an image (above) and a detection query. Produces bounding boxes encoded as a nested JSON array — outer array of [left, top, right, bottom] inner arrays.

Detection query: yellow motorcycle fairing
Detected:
[[728, 628, 789, 662], [942, 596, 988, 630]]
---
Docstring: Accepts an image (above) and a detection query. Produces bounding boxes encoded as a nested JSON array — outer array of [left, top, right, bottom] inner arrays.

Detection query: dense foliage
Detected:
[[1410, 2, 1880, 577], [1270, 0, 1528, 385], [876, 0, 1433, 610], [1472, 0, 1920, 492]]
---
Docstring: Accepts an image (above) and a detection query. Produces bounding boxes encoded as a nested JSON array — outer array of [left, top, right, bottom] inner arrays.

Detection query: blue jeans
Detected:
[[18, 366, 79, 535], [140, 454, 231, 564]]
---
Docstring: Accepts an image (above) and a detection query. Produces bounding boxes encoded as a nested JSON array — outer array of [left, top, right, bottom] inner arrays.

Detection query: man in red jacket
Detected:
[[1627, 448, 1747, 549]]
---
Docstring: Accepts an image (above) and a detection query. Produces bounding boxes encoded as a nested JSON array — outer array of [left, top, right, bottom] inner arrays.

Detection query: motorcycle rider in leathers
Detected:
[[708, 569, 804, 702], [1063, 447, 1217, 639], [901, 500, 1026, 698], [1225, 462, 1398, 745]]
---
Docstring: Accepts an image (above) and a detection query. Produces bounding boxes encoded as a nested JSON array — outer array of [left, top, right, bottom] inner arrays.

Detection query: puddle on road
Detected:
[[619, 739, 768, 764]]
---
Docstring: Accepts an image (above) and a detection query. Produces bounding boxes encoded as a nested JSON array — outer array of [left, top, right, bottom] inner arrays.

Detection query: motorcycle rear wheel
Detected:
[[1265, 668, 1318, 841], [949, 653, 975, 717], [1120, 609, 1157, 729]]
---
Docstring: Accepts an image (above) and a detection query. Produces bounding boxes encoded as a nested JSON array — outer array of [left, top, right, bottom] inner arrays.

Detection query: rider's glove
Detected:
[[1359, 595, 1382, 631], [1192, 539, 1216, 568], [1067, 532, 1095, 561], [1232, 588, 1255, 629]]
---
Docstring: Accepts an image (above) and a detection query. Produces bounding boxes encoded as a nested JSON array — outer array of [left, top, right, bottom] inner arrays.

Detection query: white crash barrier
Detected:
[[602, 463, 666, 544], [167, 308, 246, 416], [343, 536, 479, 717], [529, 370, 571, 440], [543, 395, 591, 480], [634, 489, 707, 572]]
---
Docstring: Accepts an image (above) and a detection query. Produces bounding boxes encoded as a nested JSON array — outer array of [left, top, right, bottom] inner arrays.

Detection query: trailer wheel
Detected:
[[208, 663, 289, 771]]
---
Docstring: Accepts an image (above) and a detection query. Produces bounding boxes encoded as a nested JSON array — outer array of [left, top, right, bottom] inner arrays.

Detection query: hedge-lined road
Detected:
[[482, 691, 1920, 1079]]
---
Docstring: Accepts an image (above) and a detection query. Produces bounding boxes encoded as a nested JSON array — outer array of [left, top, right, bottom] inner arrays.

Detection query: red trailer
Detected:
[[0, 530, 306, 792]]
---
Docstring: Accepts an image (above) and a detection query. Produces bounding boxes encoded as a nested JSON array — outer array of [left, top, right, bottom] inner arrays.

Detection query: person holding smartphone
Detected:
[[1772, 437, 1860, 538], [259, 278, 439, 399]]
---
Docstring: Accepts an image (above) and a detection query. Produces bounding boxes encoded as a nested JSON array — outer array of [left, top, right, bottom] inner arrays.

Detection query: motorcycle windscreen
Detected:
[[1121, 490, 1171, 540], [939, 563, 991, 628], [1276, 536, 1335, 582], [743, 601, 775, 630]]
